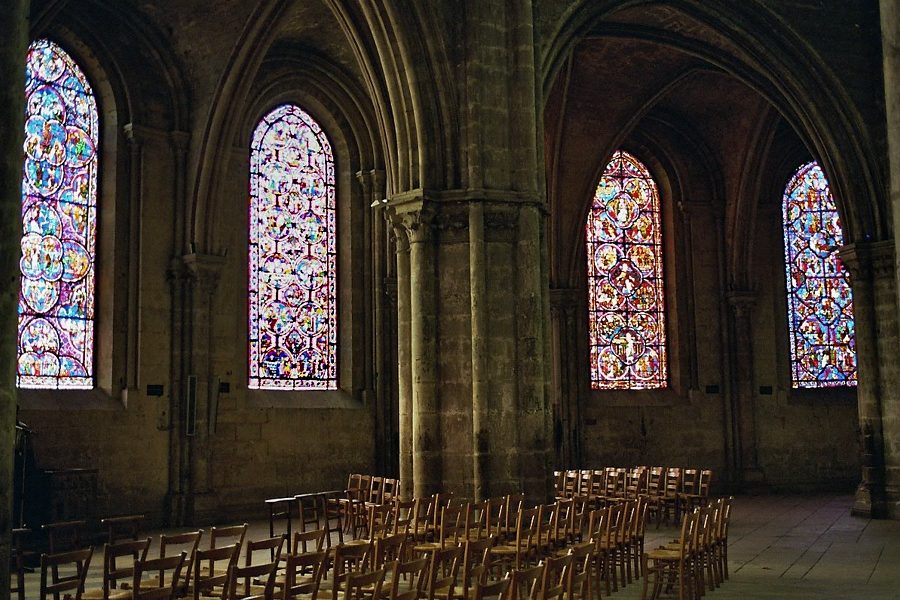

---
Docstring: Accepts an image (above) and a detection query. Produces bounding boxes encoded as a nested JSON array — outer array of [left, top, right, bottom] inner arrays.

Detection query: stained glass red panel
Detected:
[[18, 39, 98, 389], [249, 104, 337, 390], [586, 151, 667, 389], [782, 162, 856, 388]]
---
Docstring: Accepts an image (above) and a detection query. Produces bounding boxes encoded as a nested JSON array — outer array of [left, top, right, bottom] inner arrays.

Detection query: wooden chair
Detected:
[[680, 470, 713, 517], [102, 515, 146, 545], [676, 470, 699, 522], [82, 538, 152, 600], [228, 539, 283, 600], [322, 490, 346, 546], [369, 477, 386, 507], [293, 529, 327, 554], [714, 497, 733, 582], [410, 497, 436, 543], [641, 510, 698, 600], [207, 524, 248, 576], [470, 566, 509, 600], [467, 500, 491, 541], [131, 552, 187, 600], [297, 494, 323, 534], [373, 533, 409, 569], [539, 555, 571, 600], [564, 543, 592, 600], [192, 544, 241, 600], [413, 505, 465, 555], [238, 536, 286, 597], [459, 536, 495, 600], [507, 564, 543, 600], [39, 548, 94, 600], [147, 530, 202, 596], [387, 558, 429, 600], [625, 468, 647, 500], [577, 472, 593, 502], [660, 468, 682, 527], [12, 527, 32, 600], [42, 519, 88, 595], [326, 542, 373, 600], [341, 567, 387, 600], [588, 506, 617, 596], [266, 497, 297, 548], [391, 499, 417, 537], [494, 495, 524, 542], [629, 497, 650, 579], [283, 550, 328, 600], [492, 507, 538, 571], [642, 467, 665, 526], [382, 479, 399, 505], [422, 546, 462, 600]]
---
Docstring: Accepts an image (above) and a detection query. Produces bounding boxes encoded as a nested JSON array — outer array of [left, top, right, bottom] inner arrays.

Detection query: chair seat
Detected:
[[83, 589, 132, 600], [645, 548, 682, 561]]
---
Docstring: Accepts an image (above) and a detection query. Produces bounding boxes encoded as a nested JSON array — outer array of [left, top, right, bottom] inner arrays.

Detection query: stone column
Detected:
[[550, 288, 581, 468], [841, 241, 898, 517], [726, 290, 763, 485], [182, 252, 225, 524], [405, 207, 442, 498], [1, 1, 29, 592], [392, 220, 413, 499]]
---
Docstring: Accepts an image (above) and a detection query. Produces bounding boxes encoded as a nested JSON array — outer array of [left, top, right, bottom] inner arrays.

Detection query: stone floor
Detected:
[[17, 493, 900, 599]]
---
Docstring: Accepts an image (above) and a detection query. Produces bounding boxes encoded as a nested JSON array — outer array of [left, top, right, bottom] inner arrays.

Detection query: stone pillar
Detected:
[[841, 241, 898, 518], [392, 220, 413, 499], [405, 207, 442, 498], [182, 252, 225, 523], [1, 1, 29, 593], [550, 288, 581, 468], [726, 290, 763, 485]]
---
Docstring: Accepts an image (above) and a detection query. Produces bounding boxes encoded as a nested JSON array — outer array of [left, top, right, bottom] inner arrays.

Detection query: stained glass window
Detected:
[[586, 150, 667, 389], [249, 104, 337, 390], [17, 39, 98, 389], [782, 162, 856, 388]]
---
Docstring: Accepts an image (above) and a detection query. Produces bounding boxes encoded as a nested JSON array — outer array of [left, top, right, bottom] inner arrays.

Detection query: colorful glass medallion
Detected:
[[249, 104, 337, 390], [782, 162, 856, 388], [18, 39, 98, 389], [586, 151, 667, 389]]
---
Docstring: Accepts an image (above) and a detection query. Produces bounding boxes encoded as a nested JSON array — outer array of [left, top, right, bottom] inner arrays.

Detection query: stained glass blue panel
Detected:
[[782, 162, 856, 388], [18, 39, 98, 389], [249, 104, 337, 390]]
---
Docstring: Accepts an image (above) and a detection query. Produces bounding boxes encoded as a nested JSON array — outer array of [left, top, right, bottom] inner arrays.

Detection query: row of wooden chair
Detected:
[[555, 468, 713, 526], [641, 497, 734, 600]]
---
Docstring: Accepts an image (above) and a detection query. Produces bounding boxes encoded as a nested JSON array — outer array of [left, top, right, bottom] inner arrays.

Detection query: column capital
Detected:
[[726, 289, 757, 317], [182, 253, 226, 293], [385, 201, 436, 244], [838, 240, 895, 280]]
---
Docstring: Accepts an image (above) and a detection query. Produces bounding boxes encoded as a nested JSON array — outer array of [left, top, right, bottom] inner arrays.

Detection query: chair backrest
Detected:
[[565, 542, 593, 600], [101, 514, 146, 545], [468, 500, 491, 539], [292, 528, 326, 554], [646, 467, 664, 497], [562, 472, 578, 498], [370, 476, 385, 505], [229, 540, 283, 600], [388, 558, 429, 600], [368, 503, 395, 539], [665, 468, 682, 497], [698, 470, 713, 497], [625, 467, 646, 499], [460, 536, 495, 600], [436, 504, 465, 547], [424, 546, 462, 600], [681, 469, 700, 495], [356, 475, 373, 502], [283, 550, 328, 600], [42, 520, 87, 553], [472, 566, 510, 600], [509, 564, 544, 600], [158, 530, 202, 592], [540, 554, 572, 600], [39, 547, 94, 600], [383, 478, 399, 504], [331, 542, 374, 600], [103, 537, 152, 593], [210, 524, 248, 551], [132, 552, 187, 600], [194, 543, 241, 599], [342, 567, 387, 600], [374, 532, 408, 568], [577, 471, 592, 497]]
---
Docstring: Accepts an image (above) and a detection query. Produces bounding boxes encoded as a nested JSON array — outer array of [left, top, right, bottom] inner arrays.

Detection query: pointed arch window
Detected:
[[249, 104, 337, 390], [17, 39, 99, 389], [782, 162, 856, 387], [586, 150, 667, 389]]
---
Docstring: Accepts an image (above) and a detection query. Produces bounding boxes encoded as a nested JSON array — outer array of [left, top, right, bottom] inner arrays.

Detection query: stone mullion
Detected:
[[1, 0, 30, 590]]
